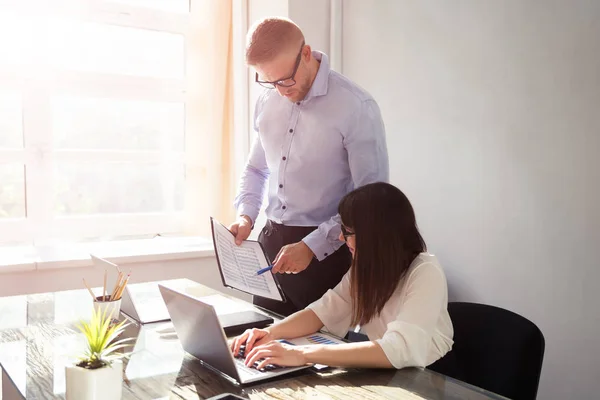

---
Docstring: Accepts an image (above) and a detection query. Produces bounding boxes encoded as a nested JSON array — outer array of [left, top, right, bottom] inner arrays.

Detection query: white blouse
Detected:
[[307, 253, 454, 369]]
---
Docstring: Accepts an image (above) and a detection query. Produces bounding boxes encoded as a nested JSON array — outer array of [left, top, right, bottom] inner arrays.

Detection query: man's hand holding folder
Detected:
[[228, 215, 253, 245], [211, 217, 285, 301]]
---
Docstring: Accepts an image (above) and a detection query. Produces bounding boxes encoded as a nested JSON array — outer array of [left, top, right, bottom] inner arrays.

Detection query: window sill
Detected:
[[0, 236, 215, 273]]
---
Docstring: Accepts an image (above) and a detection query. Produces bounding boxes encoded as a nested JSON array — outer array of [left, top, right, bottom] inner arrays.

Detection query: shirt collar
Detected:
[[305, 51, 330, 99]]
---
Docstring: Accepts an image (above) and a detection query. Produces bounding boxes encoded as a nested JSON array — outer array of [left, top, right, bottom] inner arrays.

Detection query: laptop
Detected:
[[91, 255, 196, 324], [158, 284, 314, 384], [90, 256, 273, 332]]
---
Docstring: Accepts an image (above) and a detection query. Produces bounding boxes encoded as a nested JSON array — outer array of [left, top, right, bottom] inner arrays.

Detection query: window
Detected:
[[0, 0, 200, 245]]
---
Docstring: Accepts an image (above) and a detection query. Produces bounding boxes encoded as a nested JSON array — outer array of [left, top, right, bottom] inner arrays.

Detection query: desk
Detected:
[[0, 282, 505, 400]]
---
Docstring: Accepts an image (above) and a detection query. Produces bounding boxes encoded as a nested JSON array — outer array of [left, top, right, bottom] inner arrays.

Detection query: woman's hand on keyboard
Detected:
[[244, 341, 306, 370], [231, 328, 272, 356]]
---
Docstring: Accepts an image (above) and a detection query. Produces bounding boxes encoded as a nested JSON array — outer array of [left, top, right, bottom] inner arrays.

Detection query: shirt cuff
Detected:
[[236, 204, 259, 228], [303, 230, 337, 261]]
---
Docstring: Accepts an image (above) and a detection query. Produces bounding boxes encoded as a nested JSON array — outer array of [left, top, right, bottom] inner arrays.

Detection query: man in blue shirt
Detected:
[[229, 17, 389, 316]]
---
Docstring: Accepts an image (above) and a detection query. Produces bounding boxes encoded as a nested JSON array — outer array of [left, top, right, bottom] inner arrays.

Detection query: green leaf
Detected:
[[103, 344, 132, 357], [75, 305, 133, 366]]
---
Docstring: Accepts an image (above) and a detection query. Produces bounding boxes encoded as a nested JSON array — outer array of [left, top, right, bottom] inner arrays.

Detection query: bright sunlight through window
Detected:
[[0, 0, 193, 245]]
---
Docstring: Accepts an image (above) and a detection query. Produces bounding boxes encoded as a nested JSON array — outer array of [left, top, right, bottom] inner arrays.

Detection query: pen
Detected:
[[256, 265, 274, 275]]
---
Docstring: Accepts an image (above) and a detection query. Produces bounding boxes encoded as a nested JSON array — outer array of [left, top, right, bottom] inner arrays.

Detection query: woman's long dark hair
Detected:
[[338, 182, 426, 326]]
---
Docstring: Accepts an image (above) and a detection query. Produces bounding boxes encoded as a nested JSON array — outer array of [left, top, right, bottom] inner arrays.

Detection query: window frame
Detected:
[[0, 0, 197, 244]]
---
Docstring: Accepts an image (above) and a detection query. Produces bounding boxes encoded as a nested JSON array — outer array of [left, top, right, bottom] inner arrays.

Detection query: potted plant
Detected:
[[65, 307, 133, 400]]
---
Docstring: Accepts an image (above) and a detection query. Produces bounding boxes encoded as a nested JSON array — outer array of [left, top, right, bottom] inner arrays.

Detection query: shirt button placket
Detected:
[[281, 109, 298, 217]]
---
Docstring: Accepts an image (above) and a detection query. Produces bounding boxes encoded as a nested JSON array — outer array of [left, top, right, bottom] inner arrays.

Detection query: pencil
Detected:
[[110, 272, 123, 301], [82, 278, 96, 301], [103, 270, 107, 301], [115, 274, 130, 300]]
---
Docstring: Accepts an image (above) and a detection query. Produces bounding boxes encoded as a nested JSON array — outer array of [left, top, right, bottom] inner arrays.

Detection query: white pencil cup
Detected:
[[93, 296, 122, 321]]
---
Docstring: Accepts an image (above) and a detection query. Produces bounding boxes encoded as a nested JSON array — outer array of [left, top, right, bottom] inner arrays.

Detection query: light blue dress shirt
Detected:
[[234, 51, 389, 261]]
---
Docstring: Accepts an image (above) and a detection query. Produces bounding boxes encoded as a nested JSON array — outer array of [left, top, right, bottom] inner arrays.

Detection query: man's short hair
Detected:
[[246, 17, 305, 65]]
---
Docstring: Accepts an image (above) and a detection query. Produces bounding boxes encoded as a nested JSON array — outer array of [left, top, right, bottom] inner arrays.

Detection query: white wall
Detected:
[[289, 0, 331, 55], [342, 1, 600, 399]]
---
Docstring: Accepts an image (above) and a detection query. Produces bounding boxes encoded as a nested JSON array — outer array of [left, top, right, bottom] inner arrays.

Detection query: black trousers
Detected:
[[253, 220, 351, 317]]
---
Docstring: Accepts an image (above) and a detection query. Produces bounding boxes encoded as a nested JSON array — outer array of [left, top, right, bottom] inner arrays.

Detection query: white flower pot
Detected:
[[94, 296, 122, 321], [65, 360, 123, 400]]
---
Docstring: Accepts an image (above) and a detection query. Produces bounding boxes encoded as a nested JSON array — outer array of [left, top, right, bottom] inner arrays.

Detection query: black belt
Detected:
[[262, 219, 317, 237]]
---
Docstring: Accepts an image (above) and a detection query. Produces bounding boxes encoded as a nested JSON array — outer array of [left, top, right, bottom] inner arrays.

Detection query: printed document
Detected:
[[211, 218, 283, 301]]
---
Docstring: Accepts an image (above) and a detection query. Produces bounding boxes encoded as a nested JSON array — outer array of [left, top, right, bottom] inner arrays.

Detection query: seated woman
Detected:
[[231, 182, 454, 369]]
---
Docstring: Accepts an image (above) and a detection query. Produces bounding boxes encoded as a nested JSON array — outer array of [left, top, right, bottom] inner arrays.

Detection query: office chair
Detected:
[[428, 302, 545, 400]]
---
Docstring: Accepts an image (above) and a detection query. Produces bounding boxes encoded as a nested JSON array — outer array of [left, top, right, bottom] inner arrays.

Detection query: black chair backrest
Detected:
[[428, 302, 545, 400]]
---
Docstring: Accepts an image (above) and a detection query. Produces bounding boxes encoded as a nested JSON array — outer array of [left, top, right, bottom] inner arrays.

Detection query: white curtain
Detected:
[[185, 0, 235, 236]]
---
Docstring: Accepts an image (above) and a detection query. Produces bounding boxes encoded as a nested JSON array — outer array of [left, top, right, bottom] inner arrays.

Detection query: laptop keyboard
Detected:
[[235, 345, 283, 374]]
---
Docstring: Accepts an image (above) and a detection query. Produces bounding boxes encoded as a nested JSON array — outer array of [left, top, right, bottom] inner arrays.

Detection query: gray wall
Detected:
[[289, 0, 331, 55], [342, 1, 600, 399]]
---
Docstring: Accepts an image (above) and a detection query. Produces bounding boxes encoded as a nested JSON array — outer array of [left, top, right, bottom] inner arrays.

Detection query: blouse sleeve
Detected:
[[375, 262, 448, 368], [306, 271, 353, 338]]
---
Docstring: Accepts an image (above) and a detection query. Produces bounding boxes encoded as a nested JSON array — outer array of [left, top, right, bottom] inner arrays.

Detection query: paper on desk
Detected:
[[285, 333, 345, 347], [211, 218, 283, 301], [281, 333, 345, 370]]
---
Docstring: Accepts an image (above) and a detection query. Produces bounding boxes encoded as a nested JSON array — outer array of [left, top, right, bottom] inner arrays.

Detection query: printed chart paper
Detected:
[[211, 218, 283, 301]]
